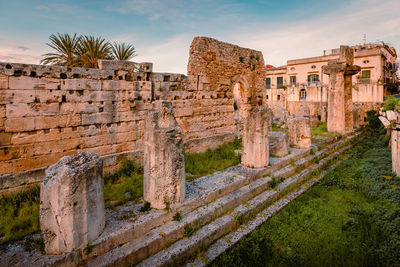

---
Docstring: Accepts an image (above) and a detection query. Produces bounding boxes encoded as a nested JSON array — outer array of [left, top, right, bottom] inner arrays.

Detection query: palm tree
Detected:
[[76, 35, 113, 68], [111, 42, 137, 61], [40, 33, 81, 66]]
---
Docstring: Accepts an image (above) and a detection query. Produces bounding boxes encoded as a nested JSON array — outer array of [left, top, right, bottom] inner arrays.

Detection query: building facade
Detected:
[[266, 42, 398, 116]]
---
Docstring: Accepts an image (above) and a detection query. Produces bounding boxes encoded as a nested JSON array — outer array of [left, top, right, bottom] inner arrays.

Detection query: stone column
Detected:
[[322, 46, 360, 134], [320, 106, 327, 122], [241, 106, 270, 168], [392, 130, 400, 177], [287, 115, 311, 149], [40, 152, 105, 254], [144, 101, 185, 209]]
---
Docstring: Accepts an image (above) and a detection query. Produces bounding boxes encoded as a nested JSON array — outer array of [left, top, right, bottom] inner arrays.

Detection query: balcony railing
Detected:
[[357, 78, 371, 84]]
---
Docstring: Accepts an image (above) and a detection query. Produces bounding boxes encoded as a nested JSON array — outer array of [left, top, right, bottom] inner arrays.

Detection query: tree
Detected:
[[40, 33, 81, 66], [76, 35, 113, 68], [111, 42, 137, 61]]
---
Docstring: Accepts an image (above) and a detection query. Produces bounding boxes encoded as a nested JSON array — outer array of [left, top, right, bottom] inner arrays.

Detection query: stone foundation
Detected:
[[40, 152, 105, 254]]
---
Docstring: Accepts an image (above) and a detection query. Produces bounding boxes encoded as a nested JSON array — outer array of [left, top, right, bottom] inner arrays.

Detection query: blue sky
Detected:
[[0, 0, 399, 73]]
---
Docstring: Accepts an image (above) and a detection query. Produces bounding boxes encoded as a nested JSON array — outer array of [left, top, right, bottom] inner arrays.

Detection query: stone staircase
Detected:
[[4, 133, 358, 266], [85, 133, 359, 267]]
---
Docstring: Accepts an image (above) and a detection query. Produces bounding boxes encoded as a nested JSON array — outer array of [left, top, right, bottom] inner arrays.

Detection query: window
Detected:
[[311, 65, 316, 69], [290, 76, 297, 86], [266, 95, 269, 100], [299, 89, 307, 100], [266, 77, 271, 89], [359, 70, 370, 84], [307, 74, 319, 85], [277, 77, 283, 89], [277, 94, 281, 101]]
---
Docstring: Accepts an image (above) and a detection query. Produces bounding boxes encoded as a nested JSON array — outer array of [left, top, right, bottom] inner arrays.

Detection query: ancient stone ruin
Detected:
[[40, 151, 105, 254], [268, 131, 289, 157], [143, 101, 185, 209], [379, 109, 400, 177], [241, 106, 270, 168], [287, 115, 311, 149], [323, 46, 361, 134]]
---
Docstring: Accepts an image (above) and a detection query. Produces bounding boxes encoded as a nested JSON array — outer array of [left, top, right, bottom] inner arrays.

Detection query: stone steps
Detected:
[[138, 143, 354, 267], [185, 156, 347, 267], [82, 135, 344, 262], [87, 134, 357, 267]]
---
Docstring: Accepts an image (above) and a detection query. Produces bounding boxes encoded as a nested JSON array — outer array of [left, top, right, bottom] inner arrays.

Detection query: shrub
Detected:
[[383, 96, 400, 112]]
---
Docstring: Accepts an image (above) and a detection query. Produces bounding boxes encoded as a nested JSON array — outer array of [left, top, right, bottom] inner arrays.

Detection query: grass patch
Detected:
[[311, 122, 340, 143], [383, 96, 400, 112], [104, 160, 144, 208], [213, 112, 400, 266], [0, 185, 40, 245], [185, 138, 242, 181]]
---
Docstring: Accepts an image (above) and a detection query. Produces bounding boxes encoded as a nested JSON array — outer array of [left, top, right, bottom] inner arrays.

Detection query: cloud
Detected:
[[17, 46, 29, 51], [35, 5, 50, 11]]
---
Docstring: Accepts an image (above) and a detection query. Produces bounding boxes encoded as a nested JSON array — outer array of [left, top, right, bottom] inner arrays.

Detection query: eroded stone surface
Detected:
[[287, 115, 311, 149], [268, 131, 289, 157], [144, 101, 185, 209], [322, 46, 360, 134], [40, 151, 105, 254], [241, 106, 270, 168]]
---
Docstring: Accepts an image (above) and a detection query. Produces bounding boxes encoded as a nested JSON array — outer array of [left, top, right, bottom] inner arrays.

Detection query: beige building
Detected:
[[266, 42, 398, 116]]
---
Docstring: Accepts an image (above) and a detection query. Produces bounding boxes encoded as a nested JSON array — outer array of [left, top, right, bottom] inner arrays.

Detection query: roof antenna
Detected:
[[363, 33, 366, 44]]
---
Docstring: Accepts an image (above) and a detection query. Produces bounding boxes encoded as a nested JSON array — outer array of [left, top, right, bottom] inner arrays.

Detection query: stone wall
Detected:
[[0, 36, 267, 190]]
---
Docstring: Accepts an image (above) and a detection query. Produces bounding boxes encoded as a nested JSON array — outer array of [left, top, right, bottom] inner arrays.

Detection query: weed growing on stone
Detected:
[[140, 201, 151, 212], [173, 212, 182, 222], [24, 237, 45, 252], [184, 225, 195, 237], [103, 160, 143, 208], [268, 177, 278, 189], [185, 138, 242, 181], [0, 185, 40, 245]]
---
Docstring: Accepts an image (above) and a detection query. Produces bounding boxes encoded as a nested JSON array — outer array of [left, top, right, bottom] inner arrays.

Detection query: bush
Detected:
[[383, 96, 400, 112]]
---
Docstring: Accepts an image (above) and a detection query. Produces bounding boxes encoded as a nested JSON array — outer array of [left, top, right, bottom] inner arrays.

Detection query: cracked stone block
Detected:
[[40, 151, 105, 254], [287, 115, 311, 149], [241, 106, 270, 168], [269, 131, 289, 158], [144, 101, 185, 209], [298, 104, 310, 117]]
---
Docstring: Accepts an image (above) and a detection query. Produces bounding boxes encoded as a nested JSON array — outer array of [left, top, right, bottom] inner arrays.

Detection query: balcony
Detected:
[[357, 78, 371, 84]]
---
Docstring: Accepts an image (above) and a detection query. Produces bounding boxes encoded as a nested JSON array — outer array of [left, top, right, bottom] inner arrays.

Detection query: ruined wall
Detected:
[[187, 37, 266, 116], [0, 37, 268, 190]]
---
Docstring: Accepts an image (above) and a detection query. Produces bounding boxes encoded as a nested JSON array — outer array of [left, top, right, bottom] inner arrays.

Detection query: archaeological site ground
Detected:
[[0, 5, 400, 265]]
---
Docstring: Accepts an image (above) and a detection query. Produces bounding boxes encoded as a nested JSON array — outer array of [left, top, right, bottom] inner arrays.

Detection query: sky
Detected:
[[0, 0, 399, 73]]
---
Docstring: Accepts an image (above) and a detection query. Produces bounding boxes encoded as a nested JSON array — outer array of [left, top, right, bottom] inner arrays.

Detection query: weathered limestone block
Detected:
[[241, 106, 270, 168], [40, 151, 105, 254], [144, 101, 185, 209], [353, 105, 362, 129], [320, 106, 327, 122], [322, 46, 360, 134], [392, 130, 400, 177], [287, 115, 311, 149], [298, 104, 310, 117], [387, 110, 397, 122], [268, 131, 289, 157], [379, 116, 391, 128]]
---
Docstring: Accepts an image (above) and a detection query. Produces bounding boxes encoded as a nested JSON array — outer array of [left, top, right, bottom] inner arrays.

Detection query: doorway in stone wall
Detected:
[[233, 82, 246, 137]]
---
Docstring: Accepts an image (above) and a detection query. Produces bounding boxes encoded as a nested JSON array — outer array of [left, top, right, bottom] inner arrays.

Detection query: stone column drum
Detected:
[[144, 101, 185, 209], [40, 152, 105, 254], [241, 106, 270, 168], [287, 115, 311, 149], [322, 46, 360, 134], [392, 130, 400, 177]]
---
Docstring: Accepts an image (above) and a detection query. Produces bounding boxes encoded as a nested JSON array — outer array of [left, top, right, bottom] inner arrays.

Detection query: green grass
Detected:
[[104, 160, 144, 208], [0, 185, 40, 245], [311, 122, 340, 142], [212, 113, 400, 266], [185, 138, 242, 182]]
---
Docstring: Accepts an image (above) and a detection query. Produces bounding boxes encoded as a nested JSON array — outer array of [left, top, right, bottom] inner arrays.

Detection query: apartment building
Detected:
[[266, 42, 398, 115]]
